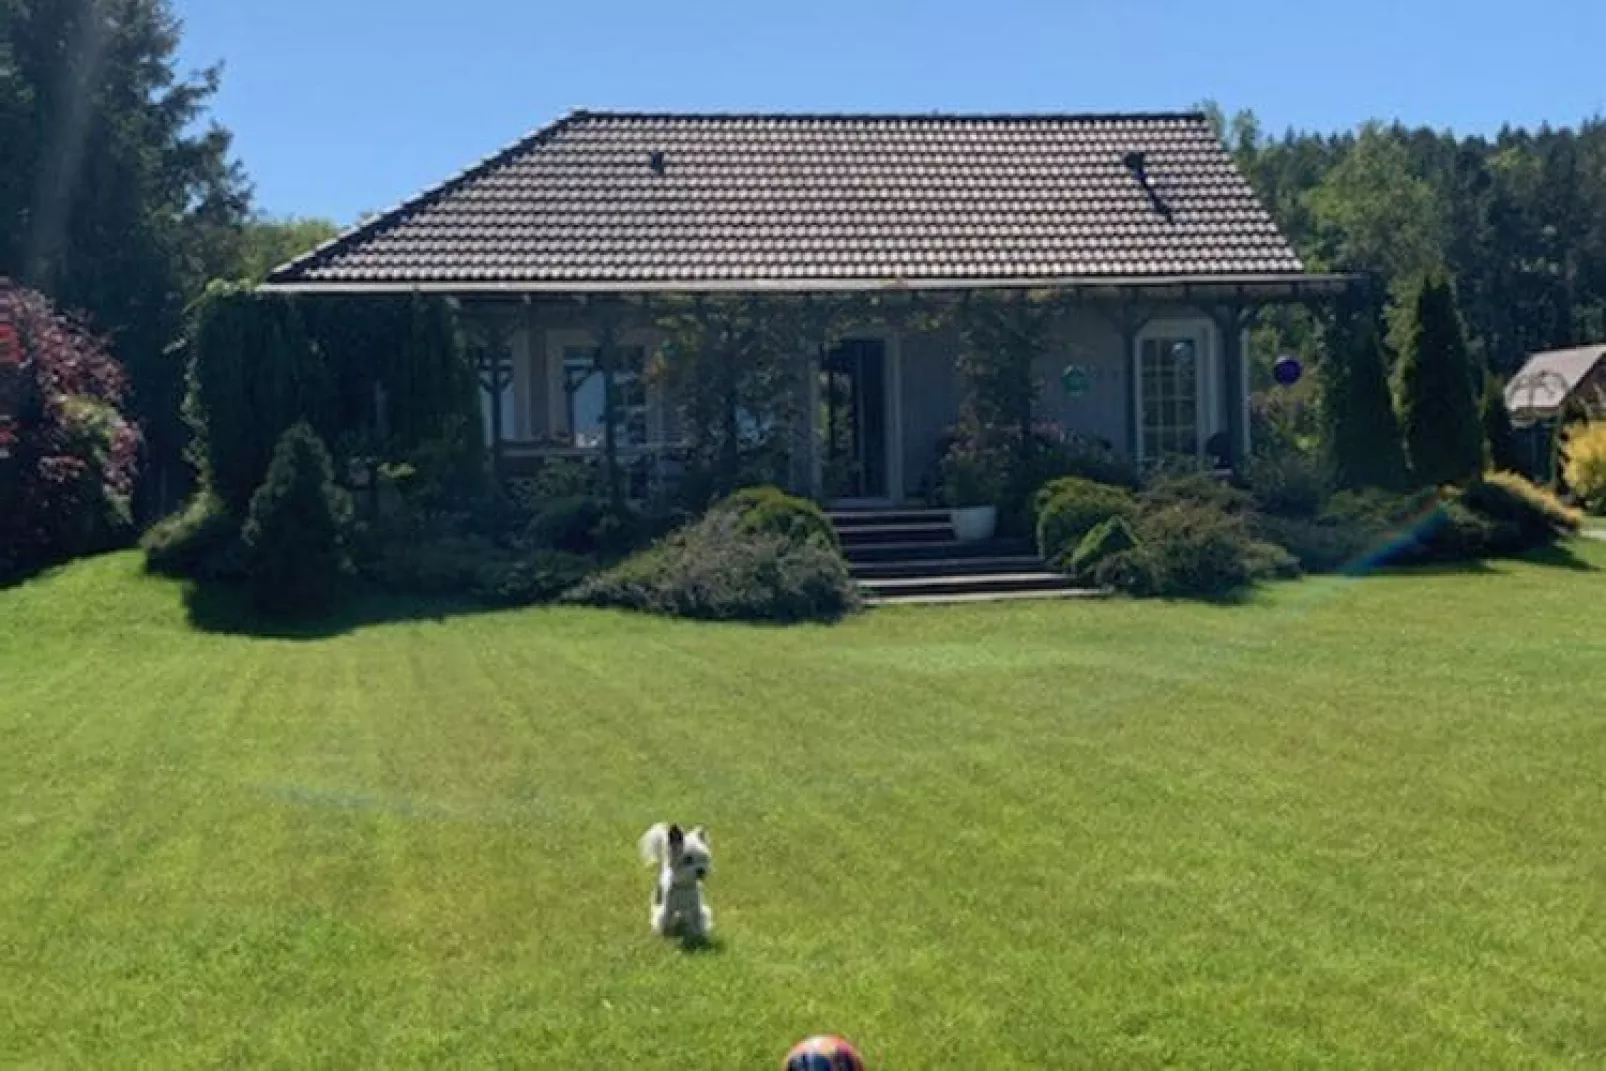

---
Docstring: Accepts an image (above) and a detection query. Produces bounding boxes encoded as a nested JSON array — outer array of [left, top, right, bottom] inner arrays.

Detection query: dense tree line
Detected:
[[0, 0, 337, 517], [1205, 105, 1606, 377]]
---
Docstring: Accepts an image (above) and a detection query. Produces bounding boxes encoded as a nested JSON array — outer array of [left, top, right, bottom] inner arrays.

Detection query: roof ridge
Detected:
[[569, 109, 1209, 123]]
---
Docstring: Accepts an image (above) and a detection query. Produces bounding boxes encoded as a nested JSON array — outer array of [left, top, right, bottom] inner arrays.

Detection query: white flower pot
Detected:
[[951, 504, 997, 543]]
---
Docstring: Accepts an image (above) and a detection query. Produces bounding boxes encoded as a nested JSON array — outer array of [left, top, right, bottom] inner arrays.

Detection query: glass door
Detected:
[[820, 339, 888, 501], [1139, 334, 1204, 461]]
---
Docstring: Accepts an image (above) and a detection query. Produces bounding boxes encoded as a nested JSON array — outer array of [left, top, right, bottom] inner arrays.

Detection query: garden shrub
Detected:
[[1252, 514, 1374, 574], [1246, 448, 1331, 518], [242, 423, 353, 617], [1562, 421, 1606, 513], [1092, 547, 1161, 597], [470, 550, 594, 607], [524, 495, 643, 557], [1412, 498, 1512, 562], [0, 285, 140, 582], [1034, 478, 1138, 566], [1101, 502, 1263, 599], [510, 458, 601, 510], [1067, 515, 1138, 581], [1040, 432, 1143, 491], [369, 533, 501, 596], [566, 508, 858, 623], [1139, 465, 1255, 515], [141, 492, 243, 580], [718, 485, 839, 551], [1459, 471, 1580, 545], [1243, 539, 1303, 581]]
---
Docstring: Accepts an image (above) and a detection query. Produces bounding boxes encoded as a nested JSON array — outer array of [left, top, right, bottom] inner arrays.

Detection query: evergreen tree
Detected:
[[1319, 285, 1409, 489], [1480, 370, 1521, 472], [1395, 273, 1485, 486], [0, 0, 250, 514], [242, 423, 352, 617]]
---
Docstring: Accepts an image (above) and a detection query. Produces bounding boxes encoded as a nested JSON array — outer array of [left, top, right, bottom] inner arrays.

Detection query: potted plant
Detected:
[[941, 450, 999, 543]]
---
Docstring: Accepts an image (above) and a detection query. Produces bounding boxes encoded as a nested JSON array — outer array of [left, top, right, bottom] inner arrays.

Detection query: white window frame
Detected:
[[1133, 319, 1218, 464]]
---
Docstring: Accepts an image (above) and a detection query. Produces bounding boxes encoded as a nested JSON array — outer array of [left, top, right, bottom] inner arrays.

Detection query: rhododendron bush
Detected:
[[0, 282, 141, 580]]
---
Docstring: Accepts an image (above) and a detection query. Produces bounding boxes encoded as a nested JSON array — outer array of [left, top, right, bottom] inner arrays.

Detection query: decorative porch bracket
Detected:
[[461, 298, 523, 486]]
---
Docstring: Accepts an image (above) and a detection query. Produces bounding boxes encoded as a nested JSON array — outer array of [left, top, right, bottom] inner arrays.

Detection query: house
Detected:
[[265, 110, 1345, 506], [1505, 344, 1606, 428]]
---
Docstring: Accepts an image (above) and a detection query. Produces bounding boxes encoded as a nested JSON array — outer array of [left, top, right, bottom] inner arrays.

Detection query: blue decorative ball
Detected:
[[1273, 355, 1303, 386]]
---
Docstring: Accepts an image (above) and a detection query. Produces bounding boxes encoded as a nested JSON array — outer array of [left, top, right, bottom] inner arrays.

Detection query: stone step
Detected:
[[828, 508, 950, 529], [857, 570, 1081, 600], [844, 538, 1034, 563], [867, 587, 1108, 607], [835, 521, 955, 546], [850, 555, 1046, 579]]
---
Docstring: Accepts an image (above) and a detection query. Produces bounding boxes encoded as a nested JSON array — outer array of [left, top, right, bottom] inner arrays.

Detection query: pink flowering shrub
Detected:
[[0, 282, 141, 580]]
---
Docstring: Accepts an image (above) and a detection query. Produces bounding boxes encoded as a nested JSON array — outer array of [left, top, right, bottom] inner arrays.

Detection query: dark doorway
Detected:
[[820, 339, 889, 501]]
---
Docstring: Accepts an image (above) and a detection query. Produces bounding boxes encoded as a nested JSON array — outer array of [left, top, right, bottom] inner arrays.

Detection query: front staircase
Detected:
[[829, 508, 1098, 606]]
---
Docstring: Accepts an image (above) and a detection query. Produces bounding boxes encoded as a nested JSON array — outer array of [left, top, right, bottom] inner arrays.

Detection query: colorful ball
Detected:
[[784, 1034, 865, 1070], [1273, 354, 1303, 386]]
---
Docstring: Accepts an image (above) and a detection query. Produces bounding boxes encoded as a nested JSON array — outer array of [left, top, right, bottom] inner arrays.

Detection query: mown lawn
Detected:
[[2, 546, 1605, 1067]]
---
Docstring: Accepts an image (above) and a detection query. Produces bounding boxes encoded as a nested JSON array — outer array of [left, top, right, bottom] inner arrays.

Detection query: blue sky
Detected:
[[173, 0, 1606, 224]]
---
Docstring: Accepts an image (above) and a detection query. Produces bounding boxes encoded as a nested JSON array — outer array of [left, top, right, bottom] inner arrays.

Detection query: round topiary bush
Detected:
[[1034, 478, 1137, 567]]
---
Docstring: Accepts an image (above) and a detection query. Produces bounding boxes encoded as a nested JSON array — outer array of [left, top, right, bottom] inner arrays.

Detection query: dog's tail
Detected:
[[638, 822, 670, 867]]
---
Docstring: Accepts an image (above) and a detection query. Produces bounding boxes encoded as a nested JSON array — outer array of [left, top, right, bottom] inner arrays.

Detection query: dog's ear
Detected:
[[667, 824, 684, 853], [692, 825, 709, 843]]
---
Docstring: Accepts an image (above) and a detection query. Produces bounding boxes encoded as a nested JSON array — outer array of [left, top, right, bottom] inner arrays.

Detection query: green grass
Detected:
[[3, 548, 1605, 1067]]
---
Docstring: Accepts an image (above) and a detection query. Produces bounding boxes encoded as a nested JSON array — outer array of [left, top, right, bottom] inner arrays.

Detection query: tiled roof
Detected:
[[268, 110, 1307, 290], [1506, 344, 1606, 415]]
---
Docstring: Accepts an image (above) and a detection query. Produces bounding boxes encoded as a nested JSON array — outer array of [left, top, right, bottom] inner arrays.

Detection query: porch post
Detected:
[[787, 340, 818, 498], [592, 298, 627, 509], [1210, 302, 1256, 472]]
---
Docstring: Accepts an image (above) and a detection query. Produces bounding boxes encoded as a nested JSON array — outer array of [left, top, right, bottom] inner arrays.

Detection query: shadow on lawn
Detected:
[[676, 933, 725, 956], [182, 581, 508, 640], [1367, 540, 1596, 579]]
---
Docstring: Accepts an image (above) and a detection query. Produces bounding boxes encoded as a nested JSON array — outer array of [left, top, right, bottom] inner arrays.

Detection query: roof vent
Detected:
[[648, 150, 667, 176], [1122, 150, 1172, 222]]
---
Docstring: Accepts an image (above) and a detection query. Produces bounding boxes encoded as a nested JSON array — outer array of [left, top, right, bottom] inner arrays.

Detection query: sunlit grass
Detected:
[[2, 547, 1604, 1066]]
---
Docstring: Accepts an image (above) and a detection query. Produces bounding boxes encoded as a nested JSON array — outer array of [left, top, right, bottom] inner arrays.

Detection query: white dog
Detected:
[[638, 822, 713, 939]]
